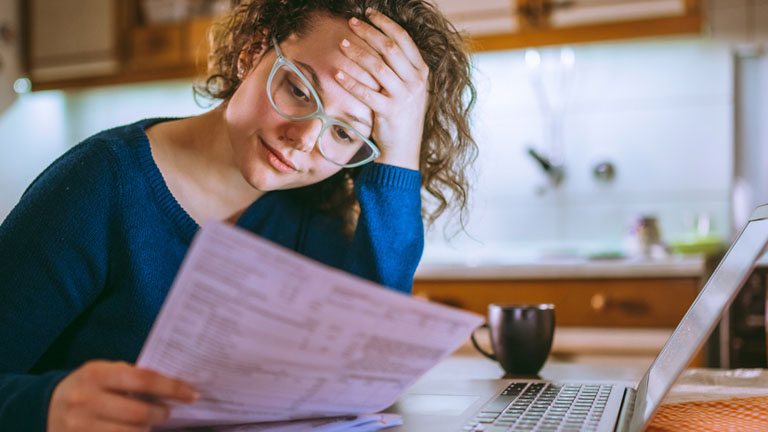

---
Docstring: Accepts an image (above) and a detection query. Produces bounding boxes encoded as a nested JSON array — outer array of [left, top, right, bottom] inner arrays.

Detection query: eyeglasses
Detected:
[[266, 36, 380, 168]]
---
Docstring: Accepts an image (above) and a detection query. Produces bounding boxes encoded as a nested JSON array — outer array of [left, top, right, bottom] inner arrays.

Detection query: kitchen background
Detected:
[[0, 0, 767, 369], [1, 0, 766, 264]]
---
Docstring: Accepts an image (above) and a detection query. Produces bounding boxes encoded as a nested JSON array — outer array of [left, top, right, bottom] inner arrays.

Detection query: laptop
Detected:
[[385, 203, 768, 432]]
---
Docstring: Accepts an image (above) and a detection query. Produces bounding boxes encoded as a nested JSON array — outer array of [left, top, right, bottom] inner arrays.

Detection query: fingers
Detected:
[[339, 37, 402, 95], [49, 361, 195, 432], [69, 419, 149, 432], [336, 54, 381, 92], [335, 66, 387, 112], [338, 9, 429, 113], [368, 9, 429, 72], [93, 391, 170, 426], [334, 9, 428, 169], [347, 16, 417, 84], [352, 9, 429, 79], [82, 419, 151, 432], [99, 362, 198, 403]]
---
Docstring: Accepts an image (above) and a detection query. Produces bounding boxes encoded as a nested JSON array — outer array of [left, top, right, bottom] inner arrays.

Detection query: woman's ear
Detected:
[[237, 37, 267, 80], [237, 50, 249, 79]]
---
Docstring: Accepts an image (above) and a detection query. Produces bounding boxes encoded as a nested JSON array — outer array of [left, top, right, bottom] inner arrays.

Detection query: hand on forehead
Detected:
[[281, 15, 382, 92], [335, 33, 381, 92]]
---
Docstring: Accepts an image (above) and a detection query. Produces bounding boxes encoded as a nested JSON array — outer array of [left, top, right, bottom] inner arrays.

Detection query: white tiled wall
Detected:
[[425, 37, 734, 259], [61, 80, 210, 146]]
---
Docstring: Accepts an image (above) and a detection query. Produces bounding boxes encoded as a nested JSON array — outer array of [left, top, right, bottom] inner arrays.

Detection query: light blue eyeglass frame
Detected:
[[266, 36, 380, 168]]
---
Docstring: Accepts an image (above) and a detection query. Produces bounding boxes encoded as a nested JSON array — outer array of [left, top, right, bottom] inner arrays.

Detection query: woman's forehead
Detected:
[[280, 16, 376, 126], [282, 16, 361, 67], [279, 14, 379, 85]]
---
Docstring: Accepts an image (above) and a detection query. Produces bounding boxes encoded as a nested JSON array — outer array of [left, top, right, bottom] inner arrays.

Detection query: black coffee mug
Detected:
[[471, 304, 555, 375]]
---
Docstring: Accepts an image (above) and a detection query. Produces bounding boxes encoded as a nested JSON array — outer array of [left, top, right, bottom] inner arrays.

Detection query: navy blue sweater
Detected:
[[0, 118, 424, 431]]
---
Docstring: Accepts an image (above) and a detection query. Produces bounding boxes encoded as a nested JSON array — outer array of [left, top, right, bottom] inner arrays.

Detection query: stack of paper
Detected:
[[137, 222, 483, 430]]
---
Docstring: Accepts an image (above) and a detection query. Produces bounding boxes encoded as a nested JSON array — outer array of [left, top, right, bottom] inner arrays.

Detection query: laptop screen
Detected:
[[630, 208, 768, 431]]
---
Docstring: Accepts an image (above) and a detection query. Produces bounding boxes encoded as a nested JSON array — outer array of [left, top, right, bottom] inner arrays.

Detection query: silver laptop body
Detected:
[[622, 203, 768, 431], [388, 204, 768, 432]]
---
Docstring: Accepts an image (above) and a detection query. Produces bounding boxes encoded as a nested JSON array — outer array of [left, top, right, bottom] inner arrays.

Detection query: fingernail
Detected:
[[350, 17, 360, 26], [335, 71, 345, 81], [366, 7, 375, 16], [184, 385, 199, 400], [341, 38, 350, 48]]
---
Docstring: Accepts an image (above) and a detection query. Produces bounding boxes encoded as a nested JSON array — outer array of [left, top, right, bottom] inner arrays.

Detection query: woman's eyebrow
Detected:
[[296, 60, 372, 130], [296, 60, 325, 95]]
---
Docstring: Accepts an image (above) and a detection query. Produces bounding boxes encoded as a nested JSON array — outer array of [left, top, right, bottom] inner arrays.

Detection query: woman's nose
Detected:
[[285, 118, 323, 152]]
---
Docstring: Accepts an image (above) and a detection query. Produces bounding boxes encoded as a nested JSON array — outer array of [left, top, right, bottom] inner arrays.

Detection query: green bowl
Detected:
[[669, 235, 724, 255]]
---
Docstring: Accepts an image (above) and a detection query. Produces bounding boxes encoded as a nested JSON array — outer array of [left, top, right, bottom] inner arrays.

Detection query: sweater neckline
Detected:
[[131, 117, 266, 244]]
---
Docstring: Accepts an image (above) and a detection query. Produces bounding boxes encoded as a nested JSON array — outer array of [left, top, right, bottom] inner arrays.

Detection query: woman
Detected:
[[0, 0, 476, 430]]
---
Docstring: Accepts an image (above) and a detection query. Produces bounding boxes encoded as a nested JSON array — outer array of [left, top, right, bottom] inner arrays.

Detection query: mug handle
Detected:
[[470, 323, 496, 361]]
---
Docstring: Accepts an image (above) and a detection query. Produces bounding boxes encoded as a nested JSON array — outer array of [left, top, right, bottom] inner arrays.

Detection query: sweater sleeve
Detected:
[[0, 140, 117, 431], [348, 163, 423, 294], [301, 163, 423, 294]]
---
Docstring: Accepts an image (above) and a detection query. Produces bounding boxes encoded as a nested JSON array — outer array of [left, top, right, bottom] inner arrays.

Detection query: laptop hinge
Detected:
[[614, 387, 637, 432]]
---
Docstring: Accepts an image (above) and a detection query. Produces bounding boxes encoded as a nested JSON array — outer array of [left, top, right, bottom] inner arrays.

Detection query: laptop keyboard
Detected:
[[463, 382, 613, 431]]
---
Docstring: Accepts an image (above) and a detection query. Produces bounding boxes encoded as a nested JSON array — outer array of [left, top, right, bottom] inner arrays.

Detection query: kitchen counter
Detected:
[[413, 252, 706, 330], [415, 254, 706, 280]]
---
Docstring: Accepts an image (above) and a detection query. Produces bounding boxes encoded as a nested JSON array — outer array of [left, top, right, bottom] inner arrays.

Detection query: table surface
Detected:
[[416, 340, 768, 398], [421, 340, 647, 382], [383, 341, 768, 431], [381, 342, 645, 431]]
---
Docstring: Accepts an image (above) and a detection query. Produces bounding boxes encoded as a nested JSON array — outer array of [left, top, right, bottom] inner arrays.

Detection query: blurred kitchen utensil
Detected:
[[592, 160, 616, 183], [626, 215, 667, 258]]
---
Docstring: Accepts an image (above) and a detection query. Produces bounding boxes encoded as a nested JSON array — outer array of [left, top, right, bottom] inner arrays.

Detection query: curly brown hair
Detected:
[[195, 0, 477, 235]]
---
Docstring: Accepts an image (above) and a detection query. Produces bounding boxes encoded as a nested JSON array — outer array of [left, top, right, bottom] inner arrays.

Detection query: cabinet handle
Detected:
[[590, 293, 651, 315], [590, 293, 607, 311], [147, 33, 169, 52]]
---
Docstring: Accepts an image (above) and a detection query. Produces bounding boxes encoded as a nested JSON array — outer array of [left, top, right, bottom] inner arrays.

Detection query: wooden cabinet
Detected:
[[130, 22, 187, 70], [436, 0, 702, 51], [128, 17, 211, 72], [0, 0, 22, 112], [413, 277, 700, 328], [434, 0, 521, 38], [25, 0, 706, 90], [26, 0, 122, 83], [706, 0, 768, 45], [27, 1, 215, 91]]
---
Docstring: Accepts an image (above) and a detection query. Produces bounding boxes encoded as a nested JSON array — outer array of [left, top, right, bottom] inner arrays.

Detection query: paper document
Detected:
[[137, 222, 483, 429], [187, 413, 403, 431]]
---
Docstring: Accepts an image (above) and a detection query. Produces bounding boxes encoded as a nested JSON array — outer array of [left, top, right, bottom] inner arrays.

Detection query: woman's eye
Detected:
[[334, 127, 355, 143], [289, 82, 309, 102]]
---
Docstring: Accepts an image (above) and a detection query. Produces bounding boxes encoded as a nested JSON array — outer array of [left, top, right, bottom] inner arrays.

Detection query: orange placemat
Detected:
[[647, 395, 768, 431]]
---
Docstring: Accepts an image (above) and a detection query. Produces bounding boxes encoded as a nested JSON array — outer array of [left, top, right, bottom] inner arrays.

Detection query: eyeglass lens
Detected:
[[269, 64, 375, 166]]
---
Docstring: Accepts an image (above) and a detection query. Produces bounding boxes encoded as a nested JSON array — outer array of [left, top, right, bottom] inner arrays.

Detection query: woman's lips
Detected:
[[260, 139, 297, 173]]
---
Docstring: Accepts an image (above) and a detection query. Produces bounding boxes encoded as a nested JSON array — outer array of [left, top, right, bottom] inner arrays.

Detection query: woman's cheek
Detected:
[[315, 163, 345, 184], [228, 77, 269, 124]]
